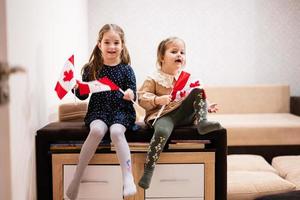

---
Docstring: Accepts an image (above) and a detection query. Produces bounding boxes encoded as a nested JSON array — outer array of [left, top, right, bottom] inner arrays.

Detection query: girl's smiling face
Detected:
[[98, 30, 123, 66], [161, 40, 186, 75]]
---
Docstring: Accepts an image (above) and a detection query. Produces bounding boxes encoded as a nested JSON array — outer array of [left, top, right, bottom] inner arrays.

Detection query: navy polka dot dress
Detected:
[[79, 63, 136, 129]]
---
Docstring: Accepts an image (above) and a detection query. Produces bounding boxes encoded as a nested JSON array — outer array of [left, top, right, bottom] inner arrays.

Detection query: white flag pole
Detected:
[[152, 89, 174, 126], [73, 54, 77, 104], [152, 105, 165, 126]]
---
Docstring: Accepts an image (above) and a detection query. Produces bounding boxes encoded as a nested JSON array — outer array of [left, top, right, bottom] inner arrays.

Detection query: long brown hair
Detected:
[[82, 24, 131, 80]]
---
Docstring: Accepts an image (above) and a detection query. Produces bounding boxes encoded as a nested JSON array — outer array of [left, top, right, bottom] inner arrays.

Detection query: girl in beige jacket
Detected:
[[138, 37, 221, 189]]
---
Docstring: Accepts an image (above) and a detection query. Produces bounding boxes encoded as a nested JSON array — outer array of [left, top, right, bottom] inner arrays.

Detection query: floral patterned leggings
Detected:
[[145, 88, 206, 169]]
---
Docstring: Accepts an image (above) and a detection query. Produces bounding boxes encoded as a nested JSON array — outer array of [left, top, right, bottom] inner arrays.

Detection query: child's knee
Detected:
[[89, 124, 106, 140], [110, 131, 125, 144], [154, 126, 172, 138], [190, 87, 203, 95], [110, 124, 126, 144], [190, 88, 206, 100]]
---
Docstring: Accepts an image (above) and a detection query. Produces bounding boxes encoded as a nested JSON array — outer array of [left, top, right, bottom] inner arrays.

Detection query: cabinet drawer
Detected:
[[146, 164, 204, 198], [64, 165, 123, 200], [146, 198, 203, 200]]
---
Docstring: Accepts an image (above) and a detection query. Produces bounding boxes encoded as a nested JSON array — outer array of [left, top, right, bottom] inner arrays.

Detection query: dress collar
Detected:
[[148, 70, 181, 88]]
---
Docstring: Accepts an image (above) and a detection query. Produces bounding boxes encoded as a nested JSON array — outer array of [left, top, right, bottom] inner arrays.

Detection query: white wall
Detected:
[[88, 0, 300, 95], [6, 0, 88, 199], [3, 0, 300, 199]]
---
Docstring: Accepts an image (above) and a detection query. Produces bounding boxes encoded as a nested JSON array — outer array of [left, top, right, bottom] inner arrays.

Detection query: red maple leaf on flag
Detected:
[[190, 80, 200, 88], [180, 90, 186, 98], [63, 70, 73, 82]]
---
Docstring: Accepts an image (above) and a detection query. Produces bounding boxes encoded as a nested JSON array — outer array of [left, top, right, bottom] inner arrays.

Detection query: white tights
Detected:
[[66, 120, 136, 200]]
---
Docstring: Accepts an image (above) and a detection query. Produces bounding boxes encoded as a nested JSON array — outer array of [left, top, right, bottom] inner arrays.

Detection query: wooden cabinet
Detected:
[[53, 154, 125, 200], [145, 164, 204, 198], [52, 152, 215, 200], [64, 165, 123, 200], [36, 123, 227, 200]]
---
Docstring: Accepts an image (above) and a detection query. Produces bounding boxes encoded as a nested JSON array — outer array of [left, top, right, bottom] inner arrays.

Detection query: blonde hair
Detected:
[[82, 24, 131, 80], [156, 37, 185, 69]]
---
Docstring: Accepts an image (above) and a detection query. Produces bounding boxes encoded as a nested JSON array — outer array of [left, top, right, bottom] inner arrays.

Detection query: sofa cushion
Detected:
[[272, 156, 300, 190], [205, 85, 290, 114], [210, 113, 300, 146], [58, 102, 146, 122], [228, 171, 296, 200], [254, 190, 300, 200], [228, 154, 277, 174], [58, 102, 87, 122]]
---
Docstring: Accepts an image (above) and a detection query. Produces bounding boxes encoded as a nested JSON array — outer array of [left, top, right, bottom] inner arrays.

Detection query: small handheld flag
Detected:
[[171, 71, 190, 100], [77, 76, 141, 107], [54, 55, 76, 99], [77, 76, 119, 95], [152, 70, 191, 126]]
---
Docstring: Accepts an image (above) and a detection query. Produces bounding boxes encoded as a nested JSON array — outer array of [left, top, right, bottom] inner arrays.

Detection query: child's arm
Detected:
[[123, 66, 137, 101], [138, 79, 159, 111], [72, 66, 90, 100], [154, 95, 172, 106], [72, 84, 89, 100]]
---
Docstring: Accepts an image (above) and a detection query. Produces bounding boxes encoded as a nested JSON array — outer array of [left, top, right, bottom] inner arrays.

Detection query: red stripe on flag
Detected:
[[174, 71, 190, 90], [98, 76, 119, 90], [54, 81, 68, 99], [77, 81, 91, 95], [68, 54, 74, 65], [171, 71, 190, 100]]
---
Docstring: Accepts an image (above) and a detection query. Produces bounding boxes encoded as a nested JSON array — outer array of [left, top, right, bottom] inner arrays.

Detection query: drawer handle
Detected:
[[81, 180, 109, 184], [160, 178, 190, 183]]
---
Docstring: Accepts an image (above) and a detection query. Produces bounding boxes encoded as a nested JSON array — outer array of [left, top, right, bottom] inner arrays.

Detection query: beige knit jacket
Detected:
[[138, 73, 186, 126]]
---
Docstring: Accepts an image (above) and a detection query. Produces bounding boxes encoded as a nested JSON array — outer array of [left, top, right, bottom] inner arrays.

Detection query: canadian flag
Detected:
[[77, 76, 120, 95], [171, 71, 190, 100], [172, 79, 203, 101], [54, 55, 76, 99]]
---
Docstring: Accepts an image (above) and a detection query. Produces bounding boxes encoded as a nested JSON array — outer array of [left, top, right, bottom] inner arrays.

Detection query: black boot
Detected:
[[138, 136, 166, 189], [194, 89, 222, 135]]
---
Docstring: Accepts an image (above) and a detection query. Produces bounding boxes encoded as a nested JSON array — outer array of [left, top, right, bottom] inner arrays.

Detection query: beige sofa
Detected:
[[59, 84, 300, 149], [205, 84, 300, 147], [227, 154, 300, 200], [204, 85, 300, 200]]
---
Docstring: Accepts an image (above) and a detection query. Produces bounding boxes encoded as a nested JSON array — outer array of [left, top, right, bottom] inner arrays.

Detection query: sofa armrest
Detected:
[[290, 96, 300, 116]]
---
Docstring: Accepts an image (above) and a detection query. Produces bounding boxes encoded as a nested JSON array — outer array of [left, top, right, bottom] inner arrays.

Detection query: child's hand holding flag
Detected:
[[77, 77, 140, 107], [122, 88, 135, 101], [152, 70, 190, 126]]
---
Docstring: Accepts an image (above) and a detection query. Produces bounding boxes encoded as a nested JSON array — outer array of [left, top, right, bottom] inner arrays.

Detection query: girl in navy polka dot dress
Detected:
[[66, 24, 137, 199]]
